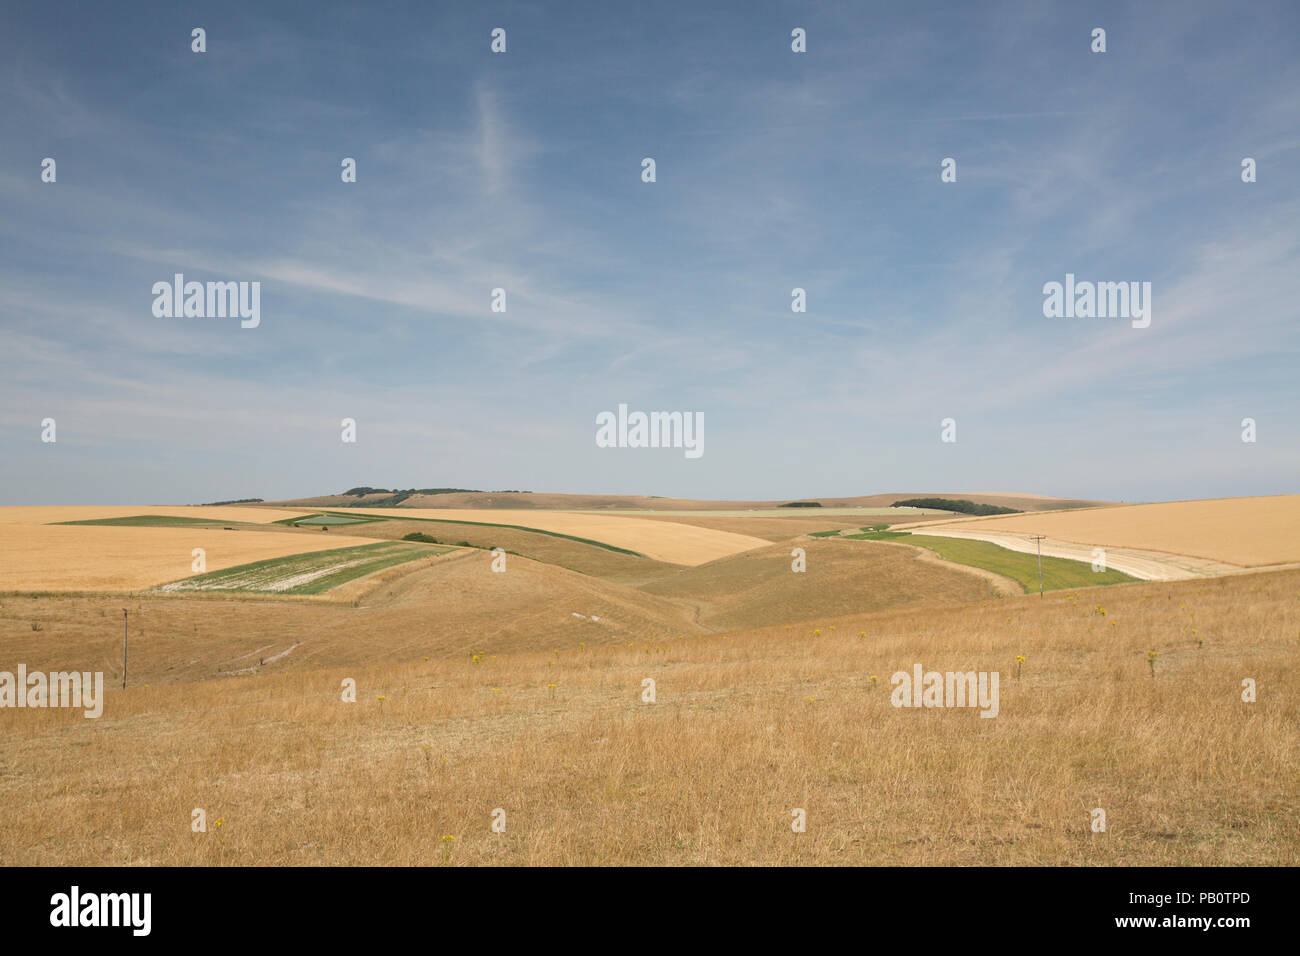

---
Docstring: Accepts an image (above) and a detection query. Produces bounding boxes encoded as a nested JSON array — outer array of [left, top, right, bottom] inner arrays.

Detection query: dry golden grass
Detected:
[[1, 568, 1295, 865], [341, 508, 770, 565], [0, 525, 380, 592], [0, 550, 704, 684], [912, 495, 1300, 567], [640, 538, 993, 629], [0, 536, 997, 685]]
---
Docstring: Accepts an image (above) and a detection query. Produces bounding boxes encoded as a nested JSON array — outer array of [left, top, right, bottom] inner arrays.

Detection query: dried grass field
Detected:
[[0, 567, 1294, 865]]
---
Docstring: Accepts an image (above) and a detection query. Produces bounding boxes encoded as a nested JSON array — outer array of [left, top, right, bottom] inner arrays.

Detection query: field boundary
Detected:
[[899, 527, 1243, 580], [352, 515, 649, 557]]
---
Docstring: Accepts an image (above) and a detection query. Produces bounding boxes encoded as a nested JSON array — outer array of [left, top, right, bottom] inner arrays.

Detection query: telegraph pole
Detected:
[[122, 609, 128, 689], [1030, 536, 1045, 597]]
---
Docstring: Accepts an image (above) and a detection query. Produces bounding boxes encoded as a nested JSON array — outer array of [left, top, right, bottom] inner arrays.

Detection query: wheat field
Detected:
[[0, 525, 381, 592], [342, 508, 771, 565], [908, 495, 1300, 567], [0, 505, 311, 526]]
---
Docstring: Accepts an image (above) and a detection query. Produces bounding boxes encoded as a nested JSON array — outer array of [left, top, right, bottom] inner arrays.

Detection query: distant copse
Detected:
[[891, 498, 1021, 516]]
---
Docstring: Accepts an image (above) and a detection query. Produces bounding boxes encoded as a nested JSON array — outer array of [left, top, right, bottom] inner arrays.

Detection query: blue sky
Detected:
[[2, 0, 1297, 505]]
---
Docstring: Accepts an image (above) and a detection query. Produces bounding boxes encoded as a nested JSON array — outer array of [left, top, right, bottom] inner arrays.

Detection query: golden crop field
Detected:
[[0, 505, 311, 526], [339, 517, 672, 582], [910, 495, 1300, 568], [343, 507, 771, 565], [0, 525, 382, 593]]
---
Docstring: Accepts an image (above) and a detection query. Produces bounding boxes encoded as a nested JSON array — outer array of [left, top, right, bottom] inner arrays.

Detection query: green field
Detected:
[[290, 514, 382, 526], [53, 515, 229, 527], [898, 535, 1137, 592], [273, 512, 386, 527], [154, 541, 451, 595], [809, 525, 896, 538]]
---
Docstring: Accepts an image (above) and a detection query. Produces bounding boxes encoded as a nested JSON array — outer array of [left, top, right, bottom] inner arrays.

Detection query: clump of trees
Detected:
[[892, 498, 1020, 516], [402, 532, 441, 544]]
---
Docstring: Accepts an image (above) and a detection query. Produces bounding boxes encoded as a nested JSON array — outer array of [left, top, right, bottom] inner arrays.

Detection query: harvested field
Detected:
[[0, 505, 310, 526], [899, 528, 1244, 581], [340, 508, 770, 566], [625, 511, 954, 541], [630, 514, 864, 541], [339, 519, 675, 583], [899, 495, 1300, 569]]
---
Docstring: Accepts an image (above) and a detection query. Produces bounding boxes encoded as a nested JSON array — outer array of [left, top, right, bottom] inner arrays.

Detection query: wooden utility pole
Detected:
[[1030, 536, 1046, 597], [122, 608, 128, 689]]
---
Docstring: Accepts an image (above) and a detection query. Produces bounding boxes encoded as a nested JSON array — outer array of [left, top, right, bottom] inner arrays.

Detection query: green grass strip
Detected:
[[899, 534, 1137, 592], [273, 512, 387, 527]]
